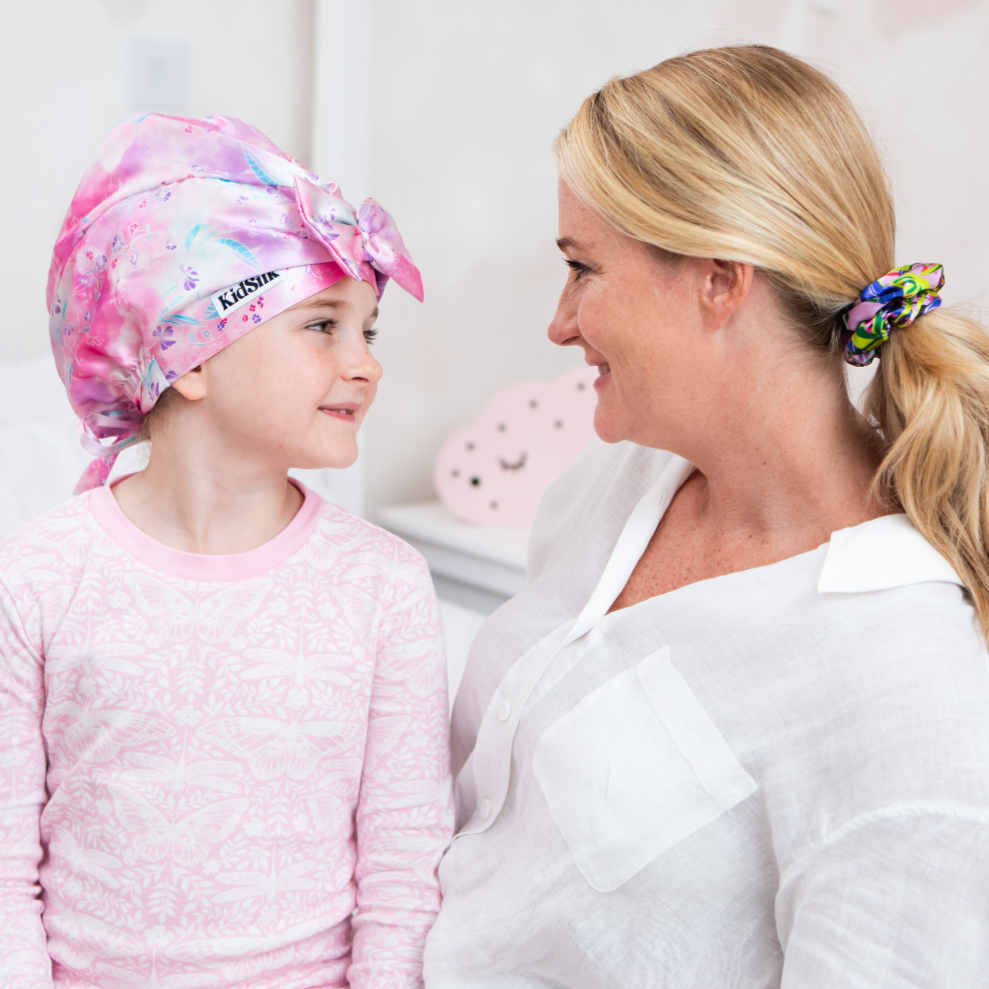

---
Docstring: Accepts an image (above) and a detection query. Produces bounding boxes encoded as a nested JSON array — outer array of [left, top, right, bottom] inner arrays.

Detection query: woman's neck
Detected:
[[611, 356, 884, 611], [692, 380, 881, 539], [110, 419, 304, 555]]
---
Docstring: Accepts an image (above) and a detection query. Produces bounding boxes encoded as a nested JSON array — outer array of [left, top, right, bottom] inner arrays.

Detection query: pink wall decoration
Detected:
[[434, 364, 599, 527]]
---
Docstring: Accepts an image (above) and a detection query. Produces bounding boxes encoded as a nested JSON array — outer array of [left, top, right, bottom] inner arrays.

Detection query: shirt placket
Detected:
[[458, 456, 694, 836]]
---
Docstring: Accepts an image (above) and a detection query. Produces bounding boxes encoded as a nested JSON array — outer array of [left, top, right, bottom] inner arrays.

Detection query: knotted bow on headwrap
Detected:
[[843, 263, 944, 367], [48, 113, 422, 493]]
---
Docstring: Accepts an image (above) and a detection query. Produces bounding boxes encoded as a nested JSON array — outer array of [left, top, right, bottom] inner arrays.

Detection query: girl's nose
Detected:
[[346, 339, 383, 385]]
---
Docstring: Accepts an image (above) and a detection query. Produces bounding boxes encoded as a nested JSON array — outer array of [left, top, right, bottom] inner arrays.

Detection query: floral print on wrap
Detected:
[[47, 113, 423, 493]]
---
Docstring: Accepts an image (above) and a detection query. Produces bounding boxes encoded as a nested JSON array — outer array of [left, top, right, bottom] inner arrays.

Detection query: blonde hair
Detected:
[[556, 44, 989, 639]]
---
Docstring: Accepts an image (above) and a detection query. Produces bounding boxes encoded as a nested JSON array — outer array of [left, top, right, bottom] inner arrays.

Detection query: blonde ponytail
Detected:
[[869, 310, 989, 634], [556, 44, 989, 639]]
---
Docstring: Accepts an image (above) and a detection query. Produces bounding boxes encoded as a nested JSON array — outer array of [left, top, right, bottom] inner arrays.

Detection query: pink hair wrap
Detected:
[[47, 113, 423, 493]]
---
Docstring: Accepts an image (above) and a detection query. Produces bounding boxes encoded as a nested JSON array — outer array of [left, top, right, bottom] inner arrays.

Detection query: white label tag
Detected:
[[210, 269, 284, 317]]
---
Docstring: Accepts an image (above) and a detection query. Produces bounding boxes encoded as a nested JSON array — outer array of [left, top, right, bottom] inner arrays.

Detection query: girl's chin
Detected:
[[296, 435, 359, 471], [320, 449, 359, 470]]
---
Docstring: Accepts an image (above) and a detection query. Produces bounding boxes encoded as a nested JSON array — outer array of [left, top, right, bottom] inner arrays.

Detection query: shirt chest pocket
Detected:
[[531, 645, 758, 892]]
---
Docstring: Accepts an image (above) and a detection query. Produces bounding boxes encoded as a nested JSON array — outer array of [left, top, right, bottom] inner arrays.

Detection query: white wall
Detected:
[[0, 0, 315, 364], [3, 0, 988, 514], [362, 0, 989, 515]]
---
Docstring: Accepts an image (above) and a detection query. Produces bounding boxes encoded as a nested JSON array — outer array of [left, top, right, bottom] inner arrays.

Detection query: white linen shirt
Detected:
[[424, 441, 989, 988]]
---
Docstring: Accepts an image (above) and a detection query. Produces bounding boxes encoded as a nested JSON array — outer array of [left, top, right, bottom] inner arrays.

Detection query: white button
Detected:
[[497, 700, 511, 722], [480, 798, 492, 820]]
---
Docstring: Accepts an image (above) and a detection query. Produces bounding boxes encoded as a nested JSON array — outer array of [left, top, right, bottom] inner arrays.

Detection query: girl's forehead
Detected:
[[290, 279, 379, 318]]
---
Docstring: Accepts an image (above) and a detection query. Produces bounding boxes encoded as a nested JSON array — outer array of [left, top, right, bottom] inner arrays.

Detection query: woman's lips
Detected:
[[320, 403, 361, 422], [593, 362, 611, 389]]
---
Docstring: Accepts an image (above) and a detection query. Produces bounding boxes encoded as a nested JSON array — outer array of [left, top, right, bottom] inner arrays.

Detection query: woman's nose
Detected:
[[548, 289, 582, 348]]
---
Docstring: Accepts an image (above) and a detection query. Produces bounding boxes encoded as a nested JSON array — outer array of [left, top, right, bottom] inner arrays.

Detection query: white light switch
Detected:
[[127, 39, 190, 111]]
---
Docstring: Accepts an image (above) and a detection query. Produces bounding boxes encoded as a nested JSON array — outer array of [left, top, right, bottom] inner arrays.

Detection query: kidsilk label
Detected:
[[209, 270, 284, 317]]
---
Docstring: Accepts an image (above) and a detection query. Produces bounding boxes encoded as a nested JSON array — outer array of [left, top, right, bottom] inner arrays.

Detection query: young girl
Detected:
[[0, 114, 453, 988]]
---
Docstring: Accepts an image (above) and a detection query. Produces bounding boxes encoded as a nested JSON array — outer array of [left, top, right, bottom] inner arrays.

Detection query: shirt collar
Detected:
[[818, 513, 962, 594]]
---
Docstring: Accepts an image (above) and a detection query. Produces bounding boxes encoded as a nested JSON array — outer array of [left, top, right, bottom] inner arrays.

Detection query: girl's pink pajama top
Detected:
[[0, 481, 454, 989]]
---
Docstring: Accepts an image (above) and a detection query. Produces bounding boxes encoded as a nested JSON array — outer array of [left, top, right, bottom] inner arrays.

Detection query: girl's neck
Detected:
[[111, 428, 304, 556]]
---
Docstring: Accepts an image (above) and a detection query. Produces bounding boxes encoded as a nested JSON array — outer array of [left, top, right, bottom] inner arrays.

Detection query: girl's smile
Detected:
[[319, 402, 362, 421]]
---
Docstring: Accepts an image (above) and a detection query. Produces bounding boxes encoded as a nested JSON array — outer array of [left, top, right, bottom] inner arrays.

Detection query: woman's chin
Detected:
[[592, 411, 628, 445]]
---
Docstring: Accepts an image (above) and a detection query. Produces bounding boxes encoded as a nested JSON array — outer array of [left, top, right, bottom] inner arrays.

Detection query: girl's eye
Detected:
[[566, 259, 589, 281], [363, 327, 378, 344], [307, 319, 338, 335]]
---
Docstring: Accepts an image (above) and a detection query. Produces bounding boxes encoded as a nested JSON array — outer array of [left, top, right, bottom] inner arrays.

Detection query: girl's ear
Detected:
[[170, 363, 207, 402]]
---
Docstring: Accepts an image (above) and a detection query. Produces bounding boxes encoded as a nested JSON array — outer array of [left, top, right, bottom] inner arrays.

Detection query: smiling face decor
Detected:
[[434, 365, 598, 527]]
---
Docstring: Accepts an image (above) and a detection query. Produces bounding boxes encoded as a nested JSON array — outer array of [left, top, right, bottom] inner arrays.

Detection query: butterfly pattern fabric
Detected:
[[0, 483, 453, 988]]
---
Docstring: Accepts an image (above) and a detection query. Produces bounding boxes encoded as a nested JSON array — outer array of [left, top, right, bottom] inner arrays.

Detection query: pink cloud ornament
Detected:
[[434, 365, 598, 527]]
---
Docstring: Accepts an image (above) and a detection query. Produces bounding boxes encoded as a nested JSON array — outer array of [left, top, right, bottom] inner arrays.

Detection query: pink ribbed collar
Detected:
[[87, 478, 323, 581]]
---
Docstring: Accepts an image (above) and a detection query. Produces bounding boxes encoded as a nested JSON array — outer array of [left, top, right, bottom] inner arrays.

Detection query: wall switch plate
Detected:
[[127, 38, 189, 110]]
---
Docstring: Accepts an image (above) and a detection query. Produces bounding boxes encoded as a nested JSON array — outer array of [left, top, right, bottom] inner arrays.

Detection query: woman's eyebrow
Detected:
[[556, 236, 585, 253]]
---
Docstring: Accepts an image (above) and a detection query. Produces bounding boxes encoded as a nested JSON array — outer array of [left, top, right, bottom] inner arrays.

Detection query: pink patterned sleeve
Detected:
[[349, 551, 454, 989], [0, 580, 53, 987]]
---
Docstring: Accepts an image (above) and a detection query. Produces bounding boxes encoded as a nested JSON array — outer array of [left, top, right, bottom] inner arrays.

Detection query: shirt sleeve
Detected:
[[349, 553, 455, 989], [0, 579, 53, 987], [777, 810, 989, 987]]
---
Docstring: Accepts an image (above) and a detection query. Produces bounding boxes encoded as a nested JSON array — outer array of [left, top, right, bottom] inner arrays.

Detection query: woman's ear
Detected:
[[699, 259, 754, 329], [170, 363, 207, 402]]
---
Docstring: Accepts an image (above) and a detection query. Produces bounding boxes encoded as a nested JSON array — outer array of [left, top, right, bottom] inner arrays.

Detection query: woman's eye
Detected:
[[566, 259, 589, 281], [363, 327, 378, 344]]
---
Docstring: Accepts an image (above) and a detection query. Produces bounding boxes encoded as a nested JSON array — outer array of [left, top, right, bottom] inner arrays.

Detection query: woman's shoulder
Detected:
[[828, 578, 989, 750], [813, 514, 987, 687], [754, 515, 989, 754], [751, 573, 989, 869]]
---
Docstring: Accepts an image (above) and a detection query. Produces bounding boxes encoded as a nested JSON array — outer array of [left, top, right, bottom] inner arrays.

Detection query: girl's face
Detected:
[[183, 275, 382, 471], [548, 181, 719, 452]]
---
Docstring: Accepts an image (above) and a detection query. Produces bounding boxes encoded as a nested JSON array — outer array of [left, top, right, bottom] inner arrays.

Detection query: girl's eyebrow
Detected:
[[290, 297, 380, 322], [291, 298, 348, 312]]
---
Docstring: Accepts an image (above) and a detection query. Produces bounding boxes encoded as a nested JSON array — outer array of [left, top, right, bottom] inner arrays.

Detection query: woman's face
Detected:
[[178, 275, 382, 471], [549, 182, 723, 452]]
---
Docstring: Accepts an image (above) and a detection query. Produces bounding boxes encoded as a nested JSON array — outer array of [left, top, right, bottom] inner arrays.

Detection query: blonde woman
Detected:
[[424, 46, 989, 987]]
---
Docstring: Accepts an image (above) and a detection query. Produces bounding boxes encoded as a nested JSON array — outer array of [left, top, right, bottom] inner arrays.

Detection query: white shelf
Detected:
[[376, 502, 529, 614]]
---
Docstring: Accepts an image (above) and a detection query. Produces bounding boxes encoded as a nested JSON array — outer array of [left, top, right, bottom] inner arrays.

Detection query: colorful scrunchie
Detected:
[[843, 263, 945, 367]]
